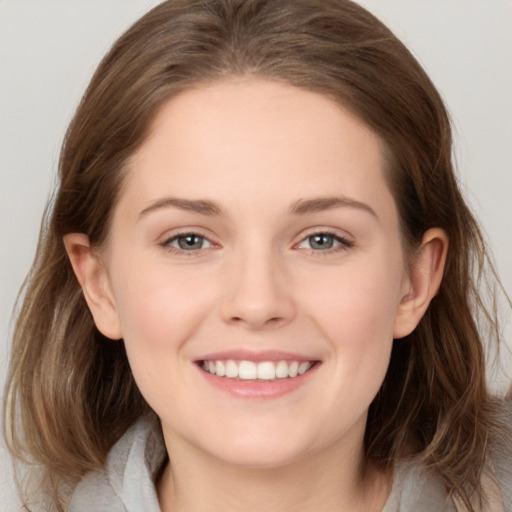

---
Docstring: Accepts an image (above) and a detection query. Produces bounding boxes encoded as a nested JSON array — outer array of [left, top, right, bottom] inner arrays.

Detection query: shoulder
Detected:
[[384, 395, 512, 512], [489, 394, 512, 511], [454, 395, 512, 512], [384, 460, 456, 512], [68, 414, 166, 512], [69, 469, 125, 512]]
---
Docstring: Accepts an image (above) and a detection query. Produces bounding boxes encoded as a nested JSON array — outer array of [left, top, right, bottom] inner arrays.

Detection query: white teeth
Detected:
[[201, 359, 315, 381], [288, 361, 299, 378], [225, 360, 239, 378], [239, 361, 257, 380], [298, 362, 311, 375], [258, 361, 276, 380], [215, 360, 226, 377], [275, 361, 288, 378]]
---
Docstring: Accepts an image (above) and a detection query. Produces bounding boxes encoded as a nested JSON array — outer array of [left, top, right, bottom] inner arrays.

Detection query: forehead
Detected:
[[120, 79, 396, 222]]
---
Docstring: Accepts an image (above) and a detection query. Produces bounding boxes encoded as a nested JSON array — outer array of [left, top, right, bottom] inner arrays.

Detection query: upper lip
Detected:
[[195, 349, 320, 363]]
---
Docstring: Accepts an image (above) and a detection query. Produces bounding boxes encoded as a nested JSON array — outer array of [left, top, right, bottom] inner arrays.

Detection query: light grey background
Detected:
[[1, 1, 511, 509]]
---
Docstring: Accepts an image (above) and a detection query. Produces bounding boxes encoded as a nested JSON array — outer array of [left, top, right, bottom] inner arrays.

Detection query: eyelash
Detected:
[[295, 230, 354, 255], [159, 229, 354, 255], [160, 231, 215, 255]]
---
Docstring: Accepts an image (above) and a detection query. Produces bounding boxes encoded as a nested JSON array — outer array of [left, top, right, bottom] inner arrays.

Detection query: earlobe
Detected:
[[63, 233, 123, 340], [393, 228, 448, 339]]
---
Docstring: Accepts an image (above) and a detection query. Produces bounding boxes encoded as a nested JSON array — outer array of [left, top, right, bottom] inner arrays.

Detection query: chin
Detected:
[[199, 427, 316, 469], [213, 446, 306, 470]]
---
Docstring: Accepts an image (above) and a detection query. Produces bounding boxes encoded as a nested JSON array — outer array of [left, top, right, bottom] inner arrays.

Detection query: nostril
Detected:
[[220, 286, 296, 329], [229, 315, 285, 328]]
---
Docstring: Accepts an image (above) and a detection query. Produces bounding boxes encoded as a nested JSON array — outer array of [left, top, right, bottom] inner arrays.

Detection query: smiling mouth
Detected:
[[198, 359, 318, 382]]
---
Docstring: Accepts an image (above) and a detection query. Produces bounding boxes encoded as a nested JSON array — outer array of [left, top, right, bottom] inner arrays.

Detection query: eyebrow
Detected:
[[289, 196, 378, 219], [138, 195, 377, 219], [139, 197, 223, 218]]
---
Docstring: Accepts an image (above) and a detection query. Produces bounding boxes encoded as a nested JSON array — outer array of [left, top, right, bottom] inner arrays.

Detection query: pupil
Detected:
[[310, 234, 333, 250], [178, 235, 202, 250]]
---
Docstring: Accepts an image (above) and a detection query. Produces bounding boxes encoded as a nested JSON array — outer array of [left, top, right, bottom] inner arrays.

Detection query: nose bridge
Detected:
[[221, 240, 295, 329]]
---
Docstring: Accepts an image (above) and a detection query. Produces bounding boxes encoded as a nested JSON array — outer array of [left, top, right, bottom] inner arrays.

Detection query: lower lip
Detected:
[[196, 363, 319, 399]]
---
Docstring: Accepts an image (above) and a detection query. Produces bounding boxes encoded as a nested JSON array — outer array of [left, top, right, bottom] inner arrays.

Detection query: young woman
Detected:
[[4, 1, 511, 511]]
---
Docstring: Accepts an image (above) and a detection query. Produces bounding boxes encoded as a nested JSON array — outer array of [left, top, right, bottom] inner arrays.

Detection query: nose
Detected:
[[220, 248, 296, 330]]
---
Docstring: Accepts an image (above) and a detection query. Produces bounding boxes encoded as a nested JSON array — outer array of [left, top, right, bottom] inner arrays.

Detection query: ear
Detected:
[[63, 233, 123, 340], [393, 228, 448, 339]]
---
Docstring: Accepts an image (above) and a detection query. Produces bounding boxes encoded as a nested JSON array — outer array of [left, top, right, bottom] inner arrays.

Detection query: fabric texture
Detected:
[[69, 415, 166, 512], [69, 401, 511, 512]]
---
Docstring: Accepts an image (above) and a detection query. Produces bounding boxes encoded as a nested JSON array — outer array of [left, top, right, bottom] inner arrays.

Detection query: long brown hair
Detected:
[[4, 1, 508, 510]]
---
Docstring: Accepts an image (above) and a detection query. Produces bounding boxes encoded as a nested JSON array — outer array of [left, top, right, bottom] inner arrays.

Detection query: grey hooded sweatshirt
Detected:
[[69, 403, 512, 512]]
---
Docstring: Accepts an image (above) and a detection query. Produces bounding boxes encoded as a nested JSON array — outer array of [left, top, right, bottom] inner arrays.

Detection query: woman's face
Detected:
[[99, 79, 413, 467]]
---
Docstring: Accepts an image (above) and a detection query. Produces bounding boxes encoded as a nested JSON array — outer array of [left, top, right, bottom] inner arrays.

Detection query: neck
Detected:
[[157, 432, 391, 512]]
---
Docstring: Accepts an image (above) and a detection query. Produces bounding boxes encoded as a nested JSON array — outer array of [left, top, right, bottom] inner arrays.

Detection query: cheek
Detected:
[[110, 259, 217, 362], [302, 256, 404, 394], [306, 260, 404, 344], [109, 262, 220, 414]]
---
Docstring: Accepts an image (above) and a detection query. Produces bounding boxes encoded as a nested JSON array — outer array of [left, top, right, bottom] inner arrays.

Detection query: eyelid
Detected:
[[167, 234, 213, 249], [293, 227, 355, 251], [159, 228, 220, 253], [156, 226, 354, 254]]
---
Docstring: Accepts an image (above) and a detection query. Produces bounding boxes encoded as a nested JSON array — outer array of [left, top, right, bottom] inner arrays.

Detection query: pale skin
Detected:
[[65, 79, 448, 512]]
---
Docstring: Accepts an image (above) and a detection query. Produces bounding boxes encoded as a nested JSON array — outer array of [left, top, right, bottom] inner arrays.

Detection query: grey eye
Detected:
[[307, 233, 335, 250], [297, 232, 352, 252], [174, 234, 209, 250]]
